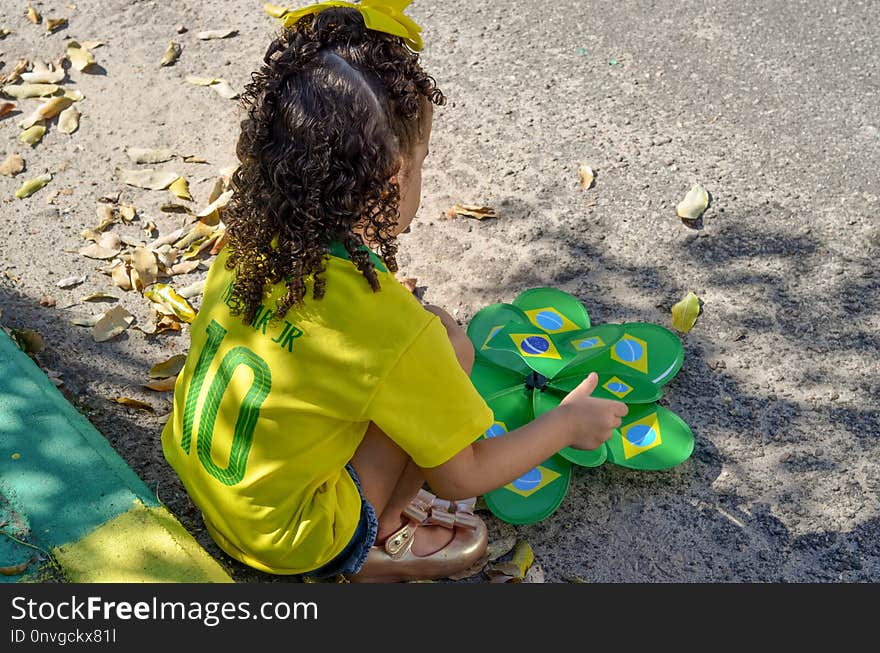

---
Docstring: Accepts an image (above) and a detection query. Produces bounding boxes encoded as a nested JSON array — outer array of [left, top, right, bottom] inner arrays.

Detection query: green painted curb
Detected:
[[0, 328, 231, 582]]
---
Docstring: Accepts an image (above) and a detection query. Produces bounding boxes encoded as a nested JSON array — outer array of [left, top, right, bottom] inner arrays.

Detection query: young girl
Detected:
[[161, 2, 628, 583]]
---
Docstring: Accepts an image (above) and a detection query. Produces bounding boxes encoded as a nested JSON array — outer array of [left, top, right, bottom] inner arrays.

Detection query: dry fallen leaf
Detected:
[[446, 204, 498, 220], [209, 229, 228, 255], [26, 4, 41, 24], [148, 227, 186, 251], [55, 273, 87, 288], [116, 168, 180, 190], [39, 295, 56, 307], [177, 279, 205, 299], [485, 539, 534, 583], [211, 80, 239, 100], [185, 75, 218, 86], [153, 246, 179, 271], [119, 204, 137, 223], [170, 259, 201, 276], [160, 41, 182, 67], [578, 164, 595, 190], [196, 29, 238, 40], [79, 231, 121, 259], [0, 153, 25, 176], [181, 154, 209, 164], [19, 95, 73, 129], [11, 328, 44, 354], [181, 232, 220, 260], [20, 62, 66, 84], [485, 536, 517, 562], [126, 147, 175, 164], [143, 377, 177, 392], [0, 557, 36, 577], [168, 175, 193, 201], [130, 246, 158, 291], [108, 397, 154, 412], [92, 305, 134, 342], [111, 260, 133, 290], [18, 124, 46, 146], [15, 172, 51, 198], [196, 189, 234, 223], [66, 41, 96, 72], [153, 313, 183, 335], [81, 292, 118, 303], [149, 353, 187, 378], [93, 203, 117, 232], [446, 553, 489, 581], [1, 82, 59, 99], [0, 59, 30, 86], [395, 273, 418, 293], [523, 561, 546, 583], [0, 101, 16, 118], [62, 88, 84, 102], [68, 313, 102, 327], [144, 283, 196, 323], [676, 183, 709, 221], [57, 105, 79, 134], [46, 17, 68, 33], [174, 220, 217, 251], [671, 291, 701, 334]]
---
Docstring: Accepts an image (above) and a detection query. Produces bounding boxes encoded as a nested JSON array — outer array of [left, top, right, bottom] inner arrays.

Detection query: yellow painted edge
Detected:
[[52, 500, 233, 583]]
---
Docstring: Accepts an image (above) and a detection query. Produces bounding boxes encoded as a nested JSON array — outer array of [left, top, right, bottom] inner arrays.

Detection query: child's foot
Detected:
[[349, 490, 488, 583]]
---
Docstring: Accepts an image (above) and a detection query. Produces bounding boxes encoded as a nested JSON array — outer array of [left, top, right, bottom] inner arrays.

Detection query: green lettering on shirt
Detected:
[[251, 305, 272, 335]]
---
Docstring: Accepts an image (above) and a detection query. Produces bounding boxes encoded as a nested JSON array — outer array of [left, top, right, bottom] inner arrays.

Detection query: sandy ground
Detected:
[[1, 0, 878, 582]]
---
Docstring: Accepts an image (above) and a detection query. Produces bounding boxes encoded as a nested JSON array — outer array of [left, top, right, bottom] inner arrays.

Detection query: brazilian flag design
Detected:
[[467, 287, 694, 525]]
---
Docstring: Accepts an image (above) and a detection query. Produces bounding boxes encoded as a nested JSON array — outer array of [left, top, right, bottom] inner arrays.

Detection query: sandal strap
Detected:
[[404, 488, 480, 531], [383, 521, 418, 559]]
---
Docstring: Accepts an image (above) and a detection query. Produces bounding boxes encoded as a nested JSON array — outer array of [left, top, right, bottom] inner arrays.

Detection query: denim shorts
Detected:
[[303, 464, 378, 581]]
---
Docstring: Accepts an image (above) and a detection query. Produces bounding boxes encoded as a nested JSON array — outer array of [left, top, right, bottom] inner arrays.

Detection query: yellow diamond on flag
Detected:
[[504, 464, 561, 497], [524, 307, 581, 333], [509, 333, 561, 359], [603, 376, 633, 399], [484, 421, 508, 438], [621, 412, 662, 459], [481, 325, 505, 351], [571, 335, 605, 352], [610, 334, 648, 374]]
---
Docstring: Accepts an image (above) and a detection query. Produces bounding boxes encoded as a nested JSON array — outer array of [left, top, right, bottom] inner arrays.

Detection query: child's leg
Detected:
[[350, 303, 475, 557], [351, 424, 453, 556]]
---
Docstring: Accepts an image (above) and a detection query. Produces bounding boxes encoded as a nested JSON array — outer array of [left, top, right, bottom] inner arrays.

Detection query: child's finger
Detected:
[[581, 372, 599, 394]]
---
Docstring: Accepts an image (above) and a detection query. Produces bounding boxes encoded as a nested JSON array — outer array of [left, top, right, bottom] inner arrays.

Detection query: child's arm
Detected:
[[420, 372, 628, 500]]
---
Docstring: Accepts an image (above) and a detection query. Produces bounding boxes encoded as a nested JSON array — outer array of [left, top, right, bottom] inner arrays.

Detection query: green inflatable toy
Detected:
[[467, 288, 694, 525]]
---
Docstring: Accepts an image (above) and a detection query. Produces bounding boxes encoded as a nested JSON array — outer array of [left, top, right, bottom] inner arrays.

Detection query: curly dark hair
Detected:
[[222, 7, 445, 324]]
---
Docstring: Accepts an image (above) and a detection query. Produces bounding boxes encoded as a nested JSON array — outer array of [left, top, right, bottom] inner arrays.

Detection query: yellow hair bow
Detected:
[[268, 1, 423, 52]]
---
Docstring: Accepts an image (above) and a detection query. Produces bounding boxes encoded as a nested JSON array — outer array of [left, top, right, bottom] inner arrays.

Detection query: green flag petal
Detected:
[[470, 356, 527, 403], [549, 324, 625, 379], [604, 403, 694, 470], [466, 302, 531, 376], [512, 287, 591, 331], [483, 322, 569, 378], [480, 387, 572, 525]]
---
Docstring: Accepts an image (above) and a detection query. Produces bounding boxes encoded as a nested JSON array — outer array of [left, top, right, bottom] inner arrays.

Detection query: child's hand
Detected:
[[558, 372, 629, 451]]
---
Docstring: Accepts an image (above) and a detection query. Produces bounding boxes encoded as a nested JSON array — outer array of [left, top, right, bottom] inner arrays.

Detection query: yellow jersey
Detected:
[[161, 244, 494, 574]]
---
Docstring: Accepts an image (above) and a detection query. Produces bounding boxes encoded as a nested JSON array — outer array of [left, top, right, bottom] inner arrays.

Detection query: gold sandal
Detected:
[[348, 489, 488, 583]]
